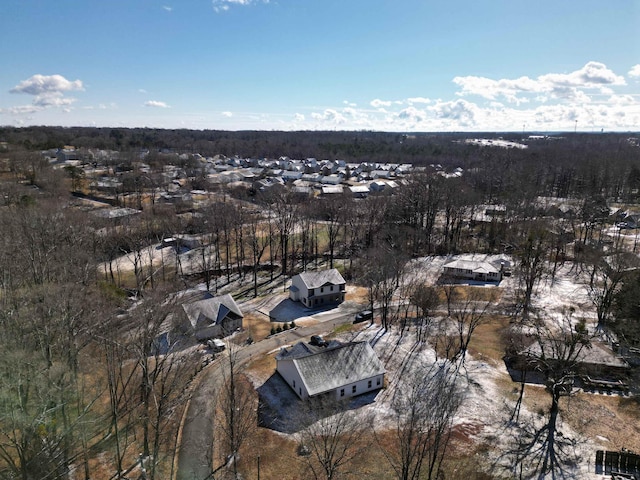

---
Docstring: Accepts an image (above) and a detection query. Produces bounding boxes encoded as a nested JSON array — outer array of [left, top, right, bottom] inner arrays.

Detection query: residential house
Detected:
[[182, 293, 243, 341], [282, 171, 304, 182], [442, 258, 510, 282], [320, 175, 342, 185], [621, 212, 640, 229], [289, 268, 346, 308], [321, 185, 344, 195], [276, 340, 385, 400], [369, 180, 388, 192], [349, 184, 370, 198], [371, 170, 392, 179], [506, 340, 631, 387], [56, 147, 80, 163]]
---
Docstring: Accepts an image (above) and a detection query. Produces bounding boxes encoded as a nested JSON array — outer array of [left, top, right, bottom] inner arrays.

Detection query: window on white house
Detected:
[[377, 377, 381, 386], [368, 380, 372, 389], [352, 385, 356, 394], [340, 389, 344, 397]]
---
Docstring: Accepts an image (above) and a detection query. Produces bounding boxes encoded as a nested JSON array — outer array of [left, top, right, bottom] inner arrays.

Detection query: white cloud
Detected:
[[144, 100, 170, 108], [8, 74, 83, 114], [454, 62, 625, 105], [370, 98, 392, 108], [162, 5, 173, 11], [221, 111, 233, 117], [212, 0, 269, 13], [539, 61, 625, 87], [1, 105, 43, 115], [294, 113, 305, 122], [407, 97, 431, 105], [311, 109, 347, 125], [428, 99, 479, 126], [607, 94, 637, 106], [397, 106, 426, 123], [33, 94, 75, 107], [10, 74, 84, 96], [629, 65, 640, 78]]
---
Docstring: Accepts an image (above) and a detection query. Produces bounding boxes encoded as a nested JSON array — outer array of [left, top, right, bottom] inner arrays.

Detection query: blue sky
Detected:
[[1, 0, 639, 132]]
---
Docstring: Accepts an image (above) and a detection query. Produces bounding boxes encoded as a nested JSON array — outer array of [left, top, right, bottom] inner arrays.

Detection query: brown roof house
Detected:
[[289, 268, 346, 308], [276, 340, 385, 400], [182, 293, 243, 341]]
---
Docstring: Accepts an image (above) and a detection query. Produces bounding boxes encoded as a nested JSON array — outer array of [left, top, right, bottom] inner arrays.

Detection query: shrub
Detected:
[[270, 326, 276, 335]]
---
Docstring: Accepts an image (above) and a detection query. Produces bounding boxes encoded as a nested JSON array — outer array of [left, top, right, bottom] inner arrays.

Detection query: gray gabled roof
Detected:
[[279, 341, 385, 397], [297, 269, 345, 289], [182, 293, 243, 330], [443, 259, 499, 274]]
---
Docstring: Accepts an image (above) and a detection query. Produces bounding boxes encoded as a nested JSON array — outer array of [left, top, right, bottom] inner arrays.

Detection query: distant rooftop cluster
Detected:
[[43, 145, 466, 211]]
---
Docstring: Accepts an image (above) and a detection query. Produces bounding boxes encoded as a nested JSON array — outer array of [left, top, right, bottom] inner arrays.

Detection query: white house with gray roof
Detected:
[[289, 269, 346, 308], [276, 341, 385, 400], [442, 258, 509, 282]]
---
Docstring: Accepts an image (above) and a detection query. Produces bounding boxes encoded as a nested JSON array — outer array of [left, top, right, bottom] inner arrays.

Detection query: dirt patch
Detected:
[[345, 285, 369, 304], [563, 393, 640, 452], [241, 313, 274, 342], [467, 315, 510, 365]]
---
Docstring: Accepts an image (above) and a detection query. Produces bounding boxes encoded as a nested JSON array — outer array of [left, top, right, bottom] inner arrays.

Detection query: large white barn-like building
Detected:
[[276, 341, 385, 400]]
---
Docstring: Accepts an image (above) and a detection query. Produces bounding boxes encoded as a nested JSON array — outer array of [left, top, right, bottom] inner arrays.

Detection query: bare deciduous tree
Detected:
[[217, 345, 257, 479], [378, 361, 462, 480], [361, 247, 407, 331], [515, 225, 548, 319], [507, 309, 592, 479], [297, 397, 371, 480]]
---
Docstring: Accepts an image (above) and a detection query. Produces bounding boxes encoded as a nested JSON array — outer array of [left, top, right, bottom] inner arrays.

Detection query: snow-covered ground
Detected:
[[247, 254, 622, 479]]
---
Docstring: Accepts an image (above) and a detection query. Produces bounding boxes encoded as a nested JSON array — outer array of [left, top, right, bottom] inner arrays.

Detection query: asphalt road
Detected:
[[175, 306, 359, 480]]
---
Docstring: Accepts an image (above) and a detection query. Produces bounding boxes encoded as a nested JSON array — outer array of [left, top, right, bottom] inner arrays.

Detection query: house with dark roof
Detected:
[[506, 340, 631, 389], [181, 293, 243, 341], [289, 268, 346, 308], [276, 341, 385, 400]]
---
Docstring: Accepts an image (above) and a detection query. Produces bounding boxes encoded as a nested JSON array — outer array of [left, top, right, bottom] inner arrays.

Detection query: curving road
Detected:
[[176, 307, 360, 480]]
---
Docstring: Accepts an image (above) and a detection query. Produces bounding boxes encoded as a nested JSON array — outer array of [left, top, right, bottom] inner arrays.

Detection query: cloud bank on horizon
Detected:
[[2, 64, 640, 132]]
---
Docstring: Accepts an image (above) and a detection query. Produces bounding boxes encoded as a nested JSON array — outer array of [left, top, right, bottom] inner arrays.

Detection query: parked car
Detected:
[[207, 338, 226, 353], [309, 335, 327, 347], [354, 310, 373, 323]]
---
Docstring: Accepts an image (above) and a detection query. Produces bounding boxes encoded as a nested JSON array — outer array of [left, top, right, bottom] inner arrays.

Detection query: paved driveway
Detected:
[[176, 306, 359, 480]]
